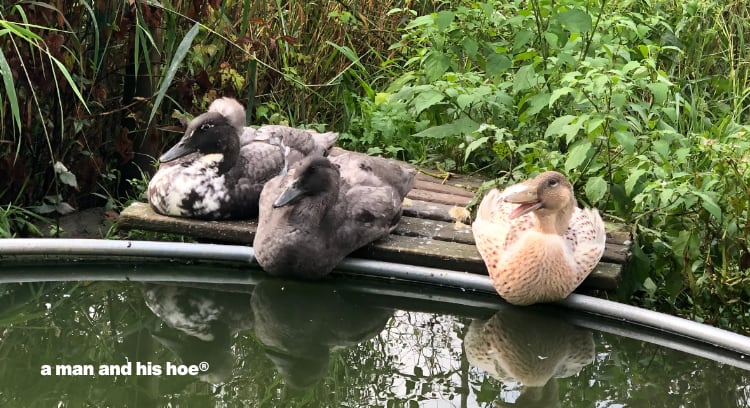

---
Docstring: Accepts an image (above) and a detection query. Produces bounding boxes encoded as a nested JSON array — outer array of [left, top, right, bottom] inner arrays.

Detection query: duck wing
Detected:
[[243, 125, 338, 165], [563, 207, 606, 285], [330, 152, 416, 193], [332, 152, 416, 234]]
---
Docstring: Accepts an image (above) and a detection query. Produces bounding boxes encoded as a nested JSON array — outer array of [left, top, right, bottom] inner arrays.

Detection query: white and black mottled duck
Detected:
[[147, 97, 338, 220], [253, 152, 416, 278]]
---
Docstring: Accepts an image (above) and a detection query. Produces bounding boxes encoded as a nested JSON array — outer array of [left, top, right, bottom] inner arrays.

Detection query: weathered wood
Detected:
[[118, 201, 628, 291], [413, 179, 476, 198], [406, 189, 473, 207], [402, 199, 464, 223], [393, 216, 475, 245], [119, 202, 256, 244]]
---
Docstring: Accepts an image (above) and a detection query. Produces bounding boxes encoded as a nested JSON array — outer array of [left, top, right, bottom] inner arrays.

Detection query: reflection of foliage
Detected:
[[0, 280, 748, 406]]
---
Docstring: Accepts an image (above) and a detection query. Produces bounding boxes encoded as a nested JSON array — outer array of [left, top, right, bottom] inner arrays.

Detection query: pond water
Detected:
[[0, 262, 748, 407]]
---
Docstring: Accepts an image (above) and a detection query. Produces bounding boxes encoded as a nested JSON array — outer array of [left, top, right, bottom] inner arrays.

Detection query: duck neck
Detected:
[[535, 200, 575, 235], [292, 177, 339, 224], [218, 133, 240, 173]]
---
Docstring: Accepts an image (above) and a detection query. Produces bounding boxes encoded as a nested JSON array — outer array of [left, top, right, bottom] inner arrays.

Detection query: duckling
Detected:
[[472, 171, 606, 305], [147, 97, 338, 220], [253, 152, 416, 278]]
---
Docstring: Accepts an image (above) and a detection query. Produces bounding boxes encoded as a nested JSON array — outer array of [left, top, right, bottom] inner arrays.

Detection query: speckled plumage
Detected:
[[253, 152, 416, 278], [148, 98, 338, 220], [464, 308, 594, 387], [472, 171, 606, 305]]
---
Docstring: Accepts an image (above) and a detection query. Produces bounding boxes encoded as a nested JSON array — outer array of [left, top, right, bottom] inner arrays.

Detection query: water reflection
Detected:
[[143, 284, 254, 383], [144, 279, 392, 389], [464, 306, 594, 406], [250, 279, 392, 388], [0, 272, 748, 407]]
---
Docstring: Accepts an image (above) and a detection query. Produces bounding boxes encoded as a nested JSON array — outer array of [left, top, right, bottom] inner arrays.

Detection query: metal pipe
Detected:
[[1, 238, 750, 358], [0, 238, 254, 263]]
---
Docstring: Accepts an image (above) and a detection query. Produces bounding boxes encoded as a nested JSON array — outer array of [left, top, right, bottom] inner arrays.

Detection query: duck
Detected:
[[463, 307, 594, 403], [253, 152, 416, 278], [472, 171, 606, 305], [250, 279, 392, 388], [142, 284, 255, 383], [147, 97, 338, 220]]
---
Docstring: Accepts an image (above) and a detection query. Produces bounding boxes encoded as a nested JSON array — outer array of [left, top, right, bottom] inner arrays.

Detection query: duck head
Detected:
[[501, 171, 577, 234], [272, 156, 339, 208], [159, 110, 242, 172]]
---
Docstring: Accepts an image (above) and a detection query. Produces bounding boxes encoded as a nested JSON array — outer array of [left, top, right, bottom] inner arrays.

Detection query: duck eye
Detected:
[[200, 123, 215, 130], [548, 179, 559, 187]]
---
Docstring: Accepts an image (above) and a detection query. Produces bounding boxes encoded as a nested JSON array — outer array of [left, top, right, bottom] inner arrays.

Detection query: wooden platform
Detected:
[[117, 160, 632, 292]]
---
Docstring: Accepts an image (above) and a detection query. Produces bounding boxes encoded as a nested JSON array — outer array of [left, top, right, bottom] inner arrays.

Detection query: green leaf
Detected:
[[0, 50, 20, 133], [625, 168, 647, 196], [436, 11, 455, 31], [413, 117, 479, 139], [564, 141, 592, 172], [50, 57, 89, 113], [486, 53, 511, 76], [412, 89, 444, 115], [464, 136, 490, 163], [653, 139, 670, 160], [58, 172, 78, 189], [513, 64, 537, 92], [549, 86, 575, 107], [424, 52, 451, 81], [456, 94, 475, 110], [513, 30, 533, 49], [462, 38, 478, 58], [149, 22, 201, 126], [556, 9, 593, 33], [647, 82, 669, 104], [693, 191, 722, 220], [613, 130, 636, 154], [545, 115, 576, 138], [405, 15, 433, 29], [610, 92, 627, 109], [585, 176, 607, 204], [525, 92, 550, 117]]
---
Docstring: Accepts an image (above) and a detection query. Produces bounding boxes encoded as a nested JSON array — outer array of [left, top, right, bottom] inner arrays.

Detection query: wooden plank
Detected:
[[118, 202, 624, 290], [393, 216, 474, 245], [402, 199, 462, 223], [407, 189, 473, 207], [118, 202, 256, 244], [353, 234, 621, 290], [413, 179, 476, 198]]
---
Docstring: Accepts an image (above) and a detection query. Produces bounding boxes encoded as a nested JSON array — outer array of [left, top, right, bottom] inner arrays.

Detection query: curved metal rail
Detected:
[[2, 238, 749, 361]]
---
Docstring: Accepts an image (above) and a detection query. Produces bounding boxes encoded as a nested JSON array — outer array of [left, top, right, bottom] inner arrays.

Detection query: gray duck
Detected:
[[253, 152, 416, 278]]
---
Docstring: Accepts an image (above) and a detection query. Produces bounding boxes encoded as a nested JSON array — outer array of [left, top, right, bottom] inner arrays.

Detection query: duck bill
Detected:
[[500, 183, 542, 219], [272, 183, 304, 208], [159, 140, 195, 163]]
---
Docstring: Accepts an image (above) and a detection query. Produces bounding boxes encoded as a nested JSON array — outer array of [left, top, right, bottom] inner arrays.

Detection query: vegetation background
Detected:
[[1, 0, 749, 331]]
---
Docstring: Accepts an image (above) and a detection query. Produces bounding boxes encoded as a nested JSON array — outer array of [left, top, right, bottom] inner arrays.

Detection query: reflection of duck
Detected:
[[143, 284, 254, 383], [251, 279, 392, 388], [472, 171, 606, 305], [148, 97, 338, 220], [253, 152, 416, 278], [464, 307, 594, 406]]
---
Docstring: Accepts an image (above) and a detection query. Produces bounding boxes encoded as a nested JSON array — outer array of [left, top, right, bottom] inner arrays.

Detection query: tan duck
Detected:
[[472, 171, 606, 305], [463, 307, 594, 405]]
